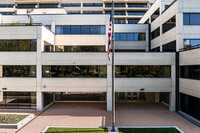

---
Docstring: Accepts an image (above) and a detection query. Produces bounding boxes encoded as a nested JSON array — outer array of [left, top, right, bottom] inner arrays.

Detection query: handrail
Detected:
[[179, 44, 200, 52]]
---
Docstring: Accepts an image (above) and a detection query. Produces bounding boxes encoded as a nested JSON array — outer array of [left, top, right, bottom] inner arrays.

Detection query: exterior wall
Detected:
[[0, 14, 176, 112], [115, 24, 148, 51], [180, 48, 200, 99]]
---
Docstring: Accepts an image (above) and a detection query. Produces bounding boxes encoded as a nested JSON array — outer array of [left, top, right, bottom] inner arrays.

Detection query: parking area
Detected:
[[0, 102, 199, 133]]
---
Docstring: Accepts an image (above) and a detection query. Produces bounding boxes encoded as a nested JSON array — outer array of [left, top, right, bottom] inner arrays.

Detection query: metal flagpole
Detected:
[[111, 0, 115, 132]]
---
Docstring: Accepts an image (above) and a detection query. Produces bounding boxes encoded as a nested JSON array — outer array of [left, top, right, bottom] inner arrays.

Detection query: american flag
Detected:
[[108, 17, 112, 60]]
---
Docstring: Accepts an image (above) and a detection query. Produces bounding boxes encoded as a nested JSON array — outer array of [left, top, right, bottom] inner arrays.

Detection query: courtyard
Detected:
[[0, 102, 199, 133]]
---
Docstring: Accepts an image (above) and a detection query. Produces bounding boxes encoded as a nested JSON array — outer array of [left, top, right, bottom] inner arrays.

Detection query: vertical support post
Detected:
[[107, 64, 112, 111], [37, 91, 43, 111], [111, 0, 115, 131]]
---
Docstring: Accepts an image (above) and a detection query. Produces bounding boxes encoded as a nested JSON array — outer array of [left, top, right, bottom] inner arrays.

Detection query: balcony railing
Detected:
[[180, 44, 200, 52]]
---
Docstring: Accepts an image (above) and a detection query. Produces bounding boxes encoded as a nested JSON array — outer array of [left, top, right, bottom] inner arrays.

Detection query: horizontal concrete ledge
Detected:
[[0, 113, 34, 129], [41, 126, 184, 133]]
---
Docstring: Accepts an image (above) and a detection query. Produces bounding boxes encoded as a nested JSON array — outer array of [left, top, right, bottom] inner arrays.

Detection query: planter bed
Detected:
[[0, 113, 34, 129]]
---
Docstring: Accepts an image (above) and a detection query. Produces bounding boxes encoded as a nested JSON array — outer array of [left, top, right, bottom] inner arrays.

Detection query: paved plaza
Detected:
[[0, 103, 199, 133]]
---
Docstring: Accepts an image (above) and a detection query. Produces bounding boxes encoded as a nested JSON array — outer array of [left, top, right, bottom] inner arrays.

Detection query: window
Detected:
[[0, 92, 36, 109], [45, 25, 51, 30], [115, 33, 145, 41], [162, 41, 176, 52], [83, 3, 103, 7], [151, 8, 160, 22], [151, 46, 160, 52], [151, 27, 160, 39], [0, 5, 14, 8], [162, 16, 176, 33], [165, 5, 169, 9], [61, 3, 81, 7], [83, 11, 103, 14], [0, 12, 14, 15], [67, 11, 81, 14], [55, 25, 105, 35], [128, 3, 148, 8], [114, 19, 126, 24], [39, 4, 58, 8], [0, 40, 37, 51], [17, 4, 36, 9], [127, 19, 140, 24], [2, 66, 36, 77], [183, 39, 200, 51], [180, 65, 200, 80], [127, 11, 146, 16], [114, 11, 126, 16], [183, 13, 200, 25], [115, 66, 171, 78], [105, 3, 125, 7], [42, 66, 107, 78], [180, 93, 200, 121], [55, 46, 105, 52]]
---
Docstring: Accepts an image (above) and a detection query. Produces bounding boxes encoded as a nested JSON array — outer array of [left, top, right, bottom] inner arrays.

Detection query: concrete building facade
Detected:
[[0, 0, 199, 127]]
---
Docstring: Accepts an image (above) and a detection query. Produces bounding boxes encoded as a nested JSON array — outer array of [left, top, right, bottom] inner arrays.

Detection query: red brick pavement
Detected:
[[0, 103, 199, 133]]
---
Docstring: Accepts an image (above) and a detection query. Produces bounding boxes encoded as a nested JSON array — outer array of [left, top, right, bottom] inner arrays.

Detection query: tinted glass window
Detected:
[[183, 39, 200, 51], [115, 33, 145, 41], [2, 66, 36, 77], [162, 41, 176, 52], [151, 27, 160, 39], [180, 93, 200, 120], [0, 5, 14, 8], [56, 25, 105, 35], [55, 46, 105, 52], [115, 66, 171, 78], [0, 92, 36, 109], [183, 13, 200, 25], [83, 3, 103, 7], [39, 4, 58, 8], [17, 4, 36, 8], [162, 16, 176, 34], [83, 11, 103, 14], [0, 40, 37, 51], [180, 65, 200, 80], [61, 3, 81, 7], [42, 66, 107, 78]]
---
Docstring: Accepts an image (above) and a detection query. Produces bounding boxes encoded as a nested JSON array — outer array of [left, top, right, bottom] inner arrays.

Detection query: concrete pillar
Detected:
[[37, 91, 43, 111], [155, 92, 160, 103], [0, 66, 2, 77], [170, 65, 176, 112], [146, 29, 149, 52], [0, 91, 3, 102], [107, 63, 112, 111]]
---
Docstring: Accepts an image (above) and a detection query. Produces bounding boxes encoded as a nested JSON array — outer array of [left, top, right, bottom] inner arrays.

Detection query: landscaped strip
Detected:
[[0, 114, 28, 124], [119, 128, 181, 133], [45, 128, 108, 133]]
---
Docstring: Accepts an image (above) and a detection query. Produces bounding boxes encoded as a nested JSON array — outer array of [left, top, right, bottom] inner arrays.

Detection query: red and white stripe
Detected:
[[108, 21, 112, 60]]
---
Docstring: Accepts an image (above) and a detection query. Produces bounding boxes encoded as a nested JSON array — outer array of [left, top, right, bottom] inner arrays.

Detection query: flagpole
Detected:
[[111, 0, 115, 132]]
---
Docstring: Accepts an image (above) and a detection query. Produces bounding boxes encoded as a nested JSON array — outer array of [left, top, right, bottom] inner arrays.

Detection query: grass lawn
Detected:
[[119, 128, 180, 133], [46, 128, 108, 133], [0, 114, 28, 124]]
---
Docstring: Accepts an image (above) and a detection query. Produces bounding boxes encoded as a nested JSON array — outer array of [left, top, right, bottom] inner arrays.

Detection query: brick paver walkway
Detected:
[[0, 103, 199, 133]]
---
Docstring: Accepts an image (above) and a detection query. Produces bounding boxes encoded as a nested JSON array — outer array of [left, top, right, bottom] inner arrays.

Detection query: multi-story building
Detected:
[[140, 0, 200, 126], [0, 0, 199, 127]]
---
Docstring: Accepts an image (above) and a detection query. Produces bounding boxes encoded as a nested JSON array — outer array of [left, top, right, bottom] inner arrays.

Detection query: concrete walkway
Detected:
[[0, 103, 199, 133]]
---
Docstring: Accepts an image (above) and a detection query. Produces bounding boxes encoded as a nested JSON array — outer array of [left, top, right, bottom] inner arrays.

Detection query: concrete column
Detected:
[[145, 29, 149, 52], [0, 91, 3, 102], [170, 65, 176, 112], [155, 92, 160, 103], [0, 66, 2, 77], [37, 91, 43, 111], [107, 63, 112, 112]]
